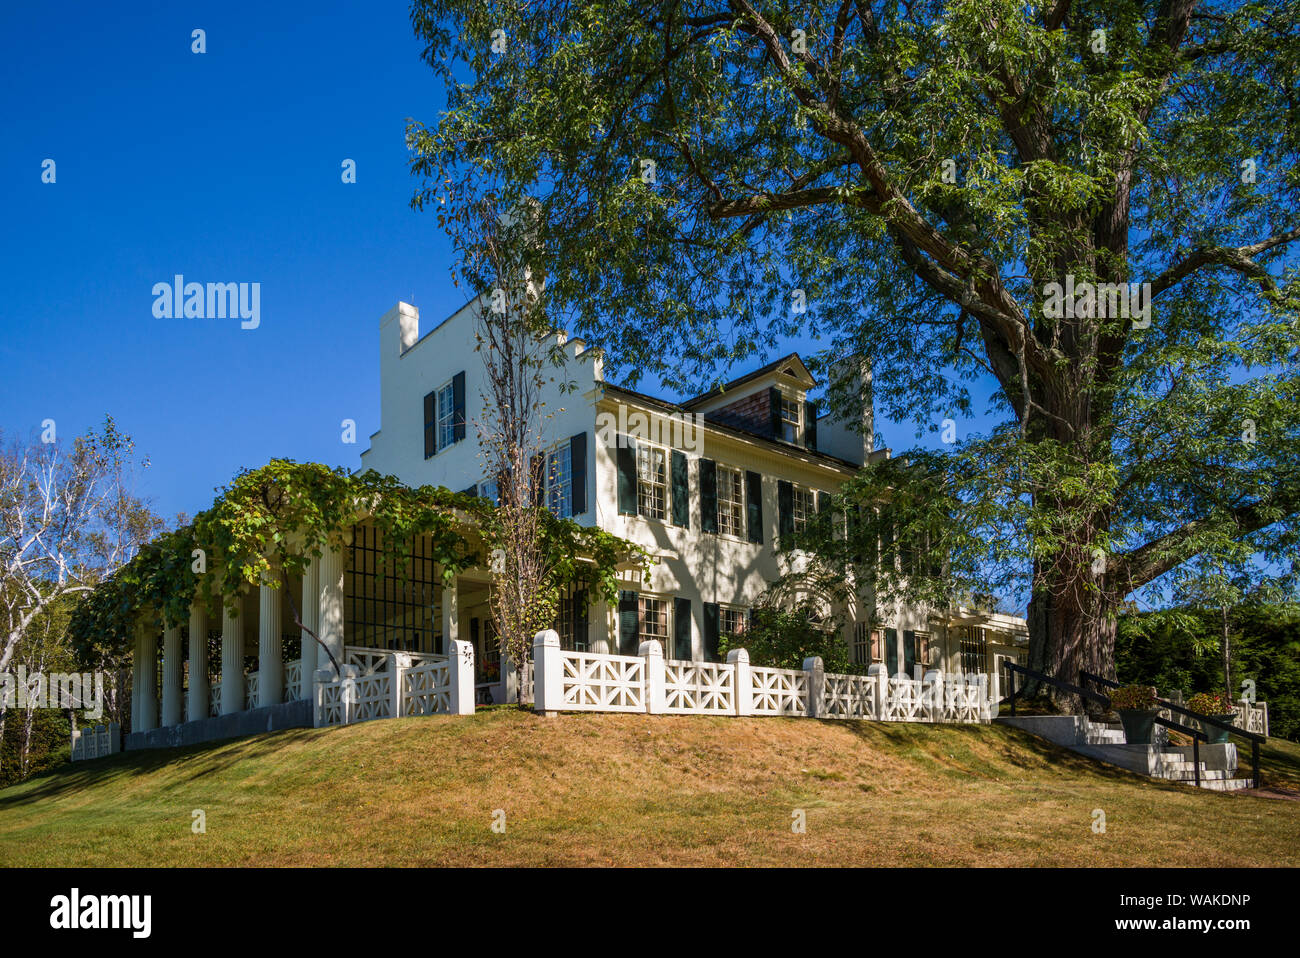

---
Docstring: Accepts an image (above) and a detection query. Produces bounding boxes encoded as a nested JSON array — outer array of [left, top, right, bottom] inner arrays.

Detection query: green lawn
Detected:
[[1, 709, 1297, 866]]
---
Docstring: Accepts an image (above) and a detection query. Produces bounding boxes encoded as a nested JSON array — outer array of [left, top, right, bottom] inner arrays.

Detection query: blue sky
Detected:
[[0, 1, 997, 525]]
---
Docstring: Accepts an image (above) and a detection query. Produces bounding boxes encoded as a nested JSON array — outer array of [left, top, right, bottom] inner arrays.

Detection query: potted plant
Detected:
[[1109, 685, 1160, 744], [1187, 690, 1238, 745]]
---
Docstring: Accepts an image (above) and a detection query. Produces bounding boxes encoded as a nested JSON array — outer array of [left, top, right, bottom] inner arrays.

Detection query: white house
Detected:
[[359, 298, 1027, 689], [116, 295, 1025, 750]]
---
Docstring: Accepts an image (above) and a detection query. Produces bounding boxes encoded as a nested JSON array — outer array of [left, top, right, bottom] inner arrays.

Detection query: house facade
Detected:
[[359, 298, 1027, 689]]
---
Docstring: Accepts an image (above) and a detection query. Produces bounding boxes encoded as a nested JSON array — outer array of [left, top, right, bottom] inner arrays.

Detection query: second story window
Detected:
[[791, 486, 816, 533], [547, 444, 573, 518], [436, 381, 456, 450], [636, 444, 668, 520], [716, 465, 745, 537]]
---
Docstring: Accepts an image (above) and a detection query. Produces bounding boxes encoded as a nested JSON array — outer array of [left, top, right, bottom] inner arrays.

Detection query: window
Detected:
[[780, 395, 802, 443], [720, 606, 746, 638], [480, 478, 499, 506], [716, 465, 745, 537], [959, 626, 987, 674], [853, 622, 875, 665], [436, 382, 456, 450], [547, 444, 572, 518], [557, 592, 589, 652], [915, 631, 932, 667], [639, 596, 670, 642], [791, 486, 816, 533], [636, 445, 668, 520]]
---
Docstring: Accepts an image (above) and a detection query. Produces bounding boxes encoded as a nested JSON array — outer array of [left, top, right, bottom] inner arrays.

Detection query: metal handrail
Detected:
[[1080, 670, 1262, 789], [1004, 662, 1210, 787]]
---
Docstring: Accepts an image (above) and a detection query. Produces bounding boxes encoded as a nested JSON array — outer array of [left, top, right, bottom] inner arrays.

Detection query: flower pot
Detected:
[[1117, 708, 1159, 745], [1199, 714, 1236, 745]]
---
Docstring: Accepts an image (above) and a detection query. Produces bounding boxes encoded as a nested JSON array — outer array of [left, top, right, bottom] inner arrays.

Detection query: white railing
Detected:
[[314, 642, 475, 728], [245, 673, 260, 711], [663, 659, 735, 714], [557, 650, 646, 712], [532, 632, 997, 725], [70, 723, 120, 761], [284, 659, 303, 702], [750, 665, 809, 716], [821, 672, 878, 720], [209, 679, 222, 717], [1234, 701, 1269, 737]]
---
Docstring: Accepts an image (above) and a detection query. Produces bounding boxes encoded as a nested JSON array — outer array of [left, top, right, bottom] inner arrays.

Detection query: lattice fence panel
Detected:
[[750, 666, 808, 716], [403, 661, 452, 716], [663, 660, 735, 714], [822, 672, 877, 719], [560, 651, 645, 712]]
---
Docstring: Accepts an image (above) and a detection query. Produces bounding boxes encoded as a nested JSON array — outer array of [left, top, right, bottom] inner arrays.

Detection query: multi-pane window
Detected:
[[547, 445, 572, 518], [720, 607, 746, 638], [639, 596, 670, 641], [780, 395, 802, 443], [959, 626, 987, 674], [915, 631, 932, 667], [636, 445, 668, 520], [479, 478, 499, 506], [716, 465, 745, 537], [853, 622, 869, 664], [792, 486, 816, 532], [436, 382, 456, 450]]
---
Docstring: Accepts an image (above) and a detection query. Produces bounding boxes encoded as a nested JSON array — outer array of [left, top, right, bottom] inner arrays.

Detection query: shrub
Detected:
[[1187, 690, 1237, 715], [716, 603, 855, 674], [1110, 684, 1158, 710]]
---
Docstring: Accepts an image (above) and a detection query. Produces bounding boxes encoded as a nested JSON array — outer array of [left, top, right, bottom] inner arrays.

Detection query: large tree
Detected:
[[408, 0, 1300, 699]]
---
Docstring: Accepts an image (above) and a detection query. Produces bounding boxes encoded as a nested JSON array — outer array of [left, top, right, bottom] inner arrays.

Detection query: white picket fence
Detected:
[[313, 642, 475, 727], [533, 631, 998, 723], [1233, 701, 1269, 737], [70, 723, 120, 761]]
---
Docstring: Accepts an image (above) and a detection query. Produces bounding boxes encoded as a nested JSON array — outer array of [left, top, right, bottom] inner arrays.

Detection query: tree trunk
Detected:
[[1027, 557, 1119, 714]]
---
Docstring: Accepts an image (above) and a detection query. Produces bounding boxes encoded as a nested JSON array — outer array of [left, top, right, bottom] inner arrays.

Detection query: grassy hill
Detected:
[[2, 708, 1298, 867]]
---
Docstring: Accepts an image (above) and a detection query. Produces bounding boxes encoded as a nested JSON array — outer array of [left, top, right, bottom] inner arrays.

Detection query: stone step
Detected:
[[1196, 777, 1253, 792]]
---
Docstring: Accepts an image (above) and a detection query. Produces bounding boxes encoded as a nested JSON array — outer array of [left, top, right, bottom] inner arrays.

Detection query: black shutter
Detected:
[[817, 490, 831, 515], [423, 391, 437, 459], [745, 470, 763, 544], [452, 371, 466, 442], [461, 483, 478, 497], [616, 436, 638, 515], [570, 433, 587, 515], [881, 506, 896, 567], [618, 591, 639, 655], [573, 589, 588, 652], [903, 629, 917, 675], [769, 387, 783, 438], [805, 400, 818, 450], [885, 627, 898, 674], [470, 617, 480, 648], [703, 602, 720, 662], [699, 459, 717, 534], [671, 450, 689, 527], [777, 480, 794, 540], [848, 504, 863, 563], [673, 597, 692, 660]]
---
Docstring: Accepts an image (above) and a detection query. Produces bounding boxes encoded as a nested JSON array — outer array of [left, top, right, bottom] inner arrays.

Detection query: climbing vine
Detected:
[[67, 459, 650, 663]]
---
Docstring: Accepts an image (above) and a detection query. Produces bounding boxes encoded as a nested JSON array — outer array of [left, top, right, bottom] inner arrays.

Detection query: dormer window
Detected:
[[779, 394, 802, 444]]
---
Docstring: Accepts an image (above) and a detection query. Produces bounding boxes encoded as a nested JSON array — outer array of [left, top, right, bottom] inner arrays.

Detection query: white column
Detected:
[[161, 625, 183, 726], [803, 656, 824, 719], [220, 598, 244, 715], [136, 623, 158, 732], [258, 580, 283, 708], [317, 543, 346, 676], [640, 639, 666, 714], [727, 648, 752, 716], [188, 603, 209, 721], [532, 629, 562, 716], [299, 554, 319, 687]]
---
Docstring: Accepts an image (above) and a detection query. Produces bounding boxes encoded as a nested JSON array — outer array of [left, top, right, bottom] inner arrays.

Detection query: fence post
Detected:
[[986, 669, 1000, 721], [313, 667, 333, 727], [727, 648, 752, 717], [533, 629, 562, 716], [803, 656, 825, 718], [924, 669, 943, 722], [340, 664, 360, 725], [867, 664, 888, 720], [641, 639, 666, 714], [446, 639, 475, 716], [392, 653, 411, 718]]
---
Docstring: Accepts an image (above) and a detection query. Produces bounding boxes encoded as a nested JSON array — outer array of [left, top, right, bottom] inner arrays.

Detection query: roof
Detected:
[[680, 353, 816, 409], [601, 383, 862, 473]]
